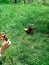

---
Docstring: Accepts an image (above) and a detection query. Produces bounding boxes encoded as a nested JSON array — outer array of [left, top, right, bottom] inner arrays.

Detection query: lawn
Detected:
[[0, 3, 49, 65]]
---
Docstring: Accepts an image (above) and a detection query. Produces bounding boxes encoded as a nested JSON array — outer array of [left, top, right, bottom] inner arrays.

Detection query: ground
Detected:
[[0, 3, 49, 65]]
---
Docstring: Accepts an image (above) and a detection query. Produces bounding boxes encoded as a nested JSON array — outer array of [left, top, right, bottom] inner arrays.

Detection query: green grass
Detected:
[[0, 3, 49, 65]]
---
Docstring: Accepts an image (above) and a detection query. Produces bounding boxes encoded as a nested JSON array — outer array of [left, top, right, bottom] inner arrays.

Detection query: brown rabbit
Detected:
[[24, 24, 34, 33], [0, 32, 11, 55]]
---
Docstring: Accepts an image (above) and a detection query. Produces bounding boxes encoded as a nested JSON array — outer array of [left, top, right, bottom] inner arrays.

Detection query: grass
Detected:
[[0, 3, 49, 65]]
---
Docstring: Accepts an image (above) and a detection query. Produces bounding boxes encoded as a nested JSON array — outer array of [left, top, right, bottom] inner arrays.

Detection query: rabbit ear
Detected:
[[4, 37, 8, 41]]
